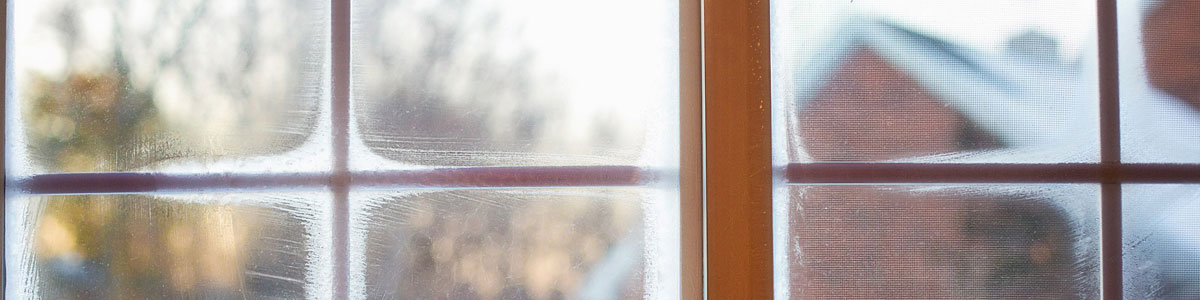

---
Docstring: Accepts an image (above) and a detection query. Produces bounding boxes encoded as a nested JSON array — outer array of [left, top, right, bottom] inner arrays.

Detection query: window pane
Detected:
[[350, 188, 678, 299], [1118, 0, 1200, 163], [350, 0, 679, 168], [780, 184, 1100, 299], [5, 193, 331, 299], [771, 0, 1099, 163], [1124, 184, 1200, 299], [8, 0, 329, 175]]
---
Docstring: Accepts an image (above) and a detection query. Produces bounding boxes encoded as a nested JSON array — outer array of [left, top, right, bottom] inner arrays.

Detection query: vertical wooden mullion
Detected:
[[680, 0, 704, 298], [2, 0, 8, 293], [331, 0, 351, 298], [703, 0, 773, 298], [1096, 0, 1121, 298]]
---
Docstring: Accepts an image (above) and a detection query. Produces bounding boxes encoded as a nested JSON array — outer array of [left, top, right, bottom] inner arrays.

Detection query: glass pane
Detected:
[[1124, 184, 1200, 299], [350, 188, 678, 299], [780, 185, 1100, 299], [8, 0, 329, 175], [5, 193, 331, 299], [1118, 0, 1200, 163], [771, 0, 1099, 163], [350, 0, 679, 168]]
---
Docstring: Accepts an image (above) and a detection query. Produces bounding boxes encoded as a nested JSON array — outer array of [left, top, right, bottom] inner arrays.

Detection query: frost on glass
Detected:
[[1124, 185, 1200, 299], [4, 193, 332, 300], [770, 0, 1099, 164], [8, 0, 330, 175], [1118, 0, 1200, 163], [349, 0, 679, 168], [784, 185, 1100, 299], [349, 188, 673, 299]]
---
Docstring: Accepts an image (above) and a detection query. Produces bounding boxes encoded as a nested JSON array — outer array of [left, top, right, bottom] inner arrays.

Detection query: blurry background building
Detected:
[[782, 0, 1200, 298], [787, 18, 1097, 299]]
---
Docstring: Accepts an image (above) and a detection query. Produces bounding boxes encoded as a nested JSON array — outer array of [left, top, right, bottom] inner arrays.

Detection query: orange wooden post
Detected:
[[704, 0, 773, 298]]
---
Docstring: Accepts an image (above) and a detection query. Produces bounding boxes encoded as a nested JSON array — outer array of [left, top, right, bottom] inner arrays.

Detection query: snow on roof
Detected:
[[791, 16, 1099, 154]]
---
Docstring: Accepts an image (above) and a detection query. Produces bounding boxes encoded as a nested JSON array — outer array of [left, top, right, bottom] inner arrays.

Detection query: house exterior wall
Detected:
[[798, 49, 1000, 162]]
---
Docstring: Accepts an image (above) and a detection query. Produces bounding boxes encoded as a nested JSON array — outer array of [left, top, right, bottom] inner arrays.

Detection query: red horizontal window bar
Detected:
[[18, 166, 650, 195], [354, 166, 650, 187], [786, 163, 1200, 184], [18, 163, 1200, 195]]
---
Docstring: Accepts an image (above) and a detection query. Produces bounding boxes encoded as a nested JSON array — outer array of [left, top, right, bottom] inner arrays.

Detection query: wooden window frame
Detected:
[[6, 0, 1200, 299], [702, 0, 772, 298]]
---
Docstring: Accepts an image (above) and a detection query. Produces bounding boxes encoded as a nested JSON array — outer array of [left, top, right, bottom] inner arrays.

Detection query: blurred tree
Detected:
[[25, 61, 167, 172], [20, 1, 313, 298]]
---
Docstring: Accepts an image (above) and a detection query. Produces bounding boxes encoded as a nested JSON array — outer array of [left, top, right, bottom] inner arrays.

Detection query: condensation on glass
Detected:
[[1118, 0, 1200, 163], [348, 188, 677, 299], [345, 1, 682, 299], [1118, 1, 1200, 297], [7, 0, 330, 175], [349, 0, 680, 168], [770, 0, 1099, 164], [4, 193, 332, 299], [6, 0, 682, 300], [784, 185, 1101, 299], [770, 1, 1103, 299], [1123, 184, 1200, 299]]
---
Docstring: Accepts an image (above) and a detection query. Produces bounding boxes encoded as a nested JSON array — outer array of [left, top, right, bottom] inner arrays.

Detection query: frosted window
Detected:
[[1123, 185, 1200, 299], [783, 185, 1100, 299], [350, 0, 679, 168], [8, 0, 330, 175], [350, 188, 677, 299], [1118, 0, 1200, 163], [6, 0, 682, 299], [771, 0, 1099, 164], [771, 2, 1105, 298], [345, 1, 682, 298], [4, 193, 331, 299]]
